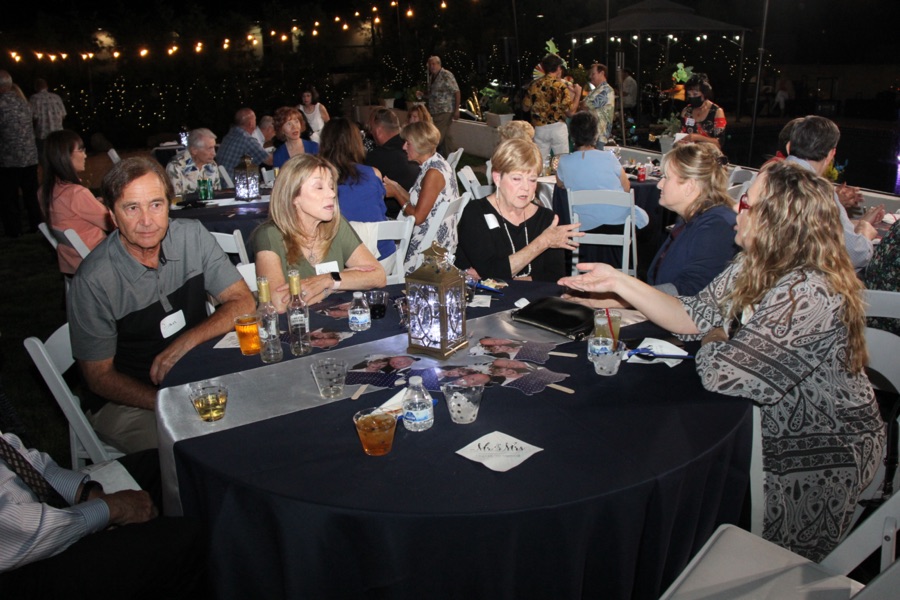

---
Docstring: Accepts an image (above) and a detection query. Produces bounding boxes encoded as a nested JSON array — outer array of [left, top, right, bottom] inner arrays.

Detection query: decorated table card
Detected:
[[457, 432, 544, 472]]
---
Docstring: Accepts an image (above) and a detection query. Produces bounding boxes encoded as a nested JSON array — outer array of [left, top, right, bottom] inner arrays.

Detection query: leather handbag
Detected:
[[510, 297, 594, 340]]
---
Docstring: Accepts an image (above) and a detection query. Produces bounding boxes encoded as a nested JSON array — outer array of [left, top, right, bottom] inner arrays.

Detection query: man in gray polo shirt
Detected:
[[67, 157, 255, 453]]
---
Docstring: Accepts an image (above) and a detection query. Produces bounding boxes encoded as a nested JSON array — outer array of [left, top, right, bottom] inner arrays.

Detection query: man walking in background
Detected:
[[0, 71, 40, 237], [424, 56, 460, 156], [29, 78, 67, 156]]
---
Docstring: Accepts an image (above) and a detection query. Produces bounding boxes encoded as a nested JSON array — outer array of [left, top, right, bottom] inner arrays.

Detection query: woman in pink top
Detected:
[[39, 130, 112, 274]]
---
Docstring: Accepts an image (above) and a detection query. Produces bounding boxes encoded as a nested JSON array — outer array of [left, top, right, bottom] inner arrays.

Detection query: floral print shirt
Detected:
[[29, 90, 67, 140], [522, 76, 574, 127], [427, 69, 460, 115], [0, 92, 38, 168], [584, 82, 615, 143], [165, 150, 221, 196]]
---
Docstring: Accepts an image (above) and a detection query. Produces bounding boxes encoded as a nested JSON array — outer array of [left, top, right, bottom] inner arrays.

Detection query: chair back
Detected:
[[50, 228, 91, 259], [726, 184, 743, 202], [446, 148, 464, 171], [24, 324, 124, 469], [728, 166, 754, 187], [107, 148, 122, 164], [260, 167, 275, 185], [211, 229, 250, 265], [237, 262, 258, 292], [457, 166, 494, 200], [373, 216, 415, 285], [567, 189, 637, 276], [218, 165, 235, 188], [38, 223, 58, 250], [409, 195, 465, 271]]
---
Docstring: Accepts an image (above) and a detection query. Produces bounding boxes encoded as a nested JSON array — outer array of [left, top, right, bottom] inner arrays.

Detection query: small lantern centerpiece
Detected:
[[234, 155, 260, 200], [405, 243, 468, 359]]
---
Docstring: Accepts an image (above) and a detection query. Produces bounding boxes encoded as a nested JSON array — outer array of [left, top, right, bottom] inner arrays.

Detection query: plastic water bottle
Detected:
[[402, 376, 434, 432], [348, 291, 371, 332]]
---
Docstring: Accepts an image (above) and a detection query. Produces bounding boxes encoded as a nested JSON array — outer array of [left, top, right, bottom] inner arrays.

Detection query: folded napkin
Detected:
[[626, 337, 689, 367], [883, 212, 899, 225]]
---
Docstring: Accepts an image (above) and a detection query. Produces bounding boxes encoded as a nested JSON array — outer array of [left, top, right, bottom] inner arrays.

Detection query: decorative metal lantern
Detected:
[[405, 243, 468, 359], [234, 155, 260, 200]]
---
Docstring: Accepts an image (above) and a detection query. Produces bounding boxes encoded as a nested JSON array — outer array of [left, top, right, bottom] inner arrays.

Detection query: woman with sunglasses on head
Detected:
[[560, 160, 884, 561], [39, 129, 113, 274]]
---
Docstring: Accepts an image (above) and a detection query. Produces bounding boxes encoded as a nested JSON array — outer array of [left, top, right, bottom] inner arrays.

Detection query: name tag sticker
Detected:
[[316, 261, 340, 275], [484, 214, 500, 229], [160, 310, 186, 339], [685, 118, 695, 127]]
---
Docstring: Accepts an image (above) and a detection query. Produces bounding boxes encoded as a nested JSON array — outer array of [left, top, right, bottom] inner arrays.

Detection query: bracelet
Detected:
[[78, 480, 103, 503], [401, 200, 411, 214]]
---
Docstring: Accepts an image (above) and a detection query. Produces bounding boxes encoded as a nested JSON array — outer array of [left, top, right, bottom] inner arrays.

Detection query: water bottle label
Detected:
[[349, 312, 370, 326], [403, 409, 430, 423]]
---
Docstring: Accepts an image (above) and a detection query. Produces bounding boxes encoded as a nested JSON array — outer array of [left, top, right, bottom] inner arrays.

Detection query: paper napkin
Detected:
[[626, 337, 689, 367], [457, 431, 543, 472]]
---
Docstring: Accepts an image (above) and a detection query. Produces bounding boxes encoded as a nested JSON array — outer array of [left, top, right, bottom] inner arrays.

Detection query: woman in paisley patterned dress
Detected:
[[560, 160, 885, 561], [382, 121, 459, 273]]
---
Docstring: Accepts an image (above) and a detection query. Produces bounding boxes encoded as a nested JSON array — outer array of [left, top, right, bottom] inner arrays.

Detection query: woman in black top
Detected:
[[455, 139, 582, 281]]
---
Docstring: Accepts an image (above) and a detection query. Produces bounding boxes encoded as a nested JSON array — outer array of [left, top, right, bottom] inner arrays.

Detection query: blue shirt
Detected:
[[647, 204, 738, 296], [338, 165, 393, 258], [272, 140, 320, 169], [217, 126, 271, 178]]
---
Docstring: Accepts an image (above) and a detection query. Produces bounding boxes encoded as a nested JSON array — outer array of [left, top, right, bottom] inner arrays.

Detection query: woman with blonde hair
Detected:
[[455, 139, 581, 281], [251, 154, 385, 312], [406, 104, 432, 125], [561, 160, 885, 561], [383, 121, 459, 273]]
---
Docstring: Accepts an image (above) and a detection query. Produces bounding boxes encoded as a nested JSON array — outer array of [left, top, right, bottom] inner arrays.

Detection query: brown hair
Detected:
[[661, 143, 731, 221], [273, 106, 305, 141], [100, 156, 173, 210], [319, 118, 365, 184]]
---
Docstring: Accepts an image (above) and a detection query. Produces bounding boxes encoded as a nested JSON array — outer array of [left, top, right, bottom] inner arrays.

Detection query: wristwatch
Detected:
[[330, 271, 342, 289]]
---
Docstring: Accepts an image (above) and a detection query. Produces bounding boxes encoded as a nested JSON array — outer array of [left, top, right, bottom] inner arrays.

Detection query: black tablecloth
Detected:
[[169, 282, 752, 599], [170, 200, 269, 255]]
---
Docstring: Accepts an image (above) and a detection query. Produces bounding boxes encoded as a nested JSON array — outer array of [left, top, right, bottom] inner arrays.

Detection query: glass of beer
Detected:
[[234, 314, 261, 355], [353, 407, 398, 456], [190, 383, 228, 422]]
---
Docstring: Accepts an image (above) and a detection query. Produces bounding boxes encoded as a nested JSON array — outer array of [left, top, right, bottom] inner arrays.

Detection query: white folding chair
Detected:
[[457, 166, 494, 200], [260, 167, 275, 185], [446, 147, 464, 171], [728, 166, 754, 187], [107, 148, 122, 164], [660, 486, 900, 599], [50, 228, 91, 260], [211, 230, 250, 265], [726, 184, 744, 202], [373, 216, 415, 285], [24, 324, 125, 469], [237, 262, 258, 292], [218, 165, 235, 188], [38, 222, 58, 250], [567, 189, 638, 276]]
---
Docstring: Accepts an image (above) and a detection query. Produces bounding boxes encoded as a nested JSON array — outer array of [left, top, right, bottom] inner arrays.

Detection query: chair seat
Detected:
[[660, 525, 863, 600]]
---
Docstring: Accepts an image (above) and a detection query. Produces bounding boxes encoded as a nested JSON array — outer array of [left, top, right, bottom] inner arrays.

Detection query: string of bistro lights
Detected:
[[6, 1, 436, 63]]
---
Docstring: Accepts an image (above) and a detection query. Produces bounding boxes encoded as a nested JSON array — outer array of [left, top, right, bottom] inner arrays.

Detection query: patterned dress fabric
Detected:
[[0, 93, 38, 168], [864, 220, 900, 335], [584, 82, 615, 143], [680, 102, 726, 140], [402, 153, 459, 274], [680, 257, 885, 561]]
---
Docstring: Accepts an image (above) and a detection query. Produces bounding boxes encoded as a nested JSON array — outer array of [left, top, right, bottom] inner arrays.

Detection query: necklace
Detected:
[[301, 230, 320, 265], [493, 195, 532, 278]]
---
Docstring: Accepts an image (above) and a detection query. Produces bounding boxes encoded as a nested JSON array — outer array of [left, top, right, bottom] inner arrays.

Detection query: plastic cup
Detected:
[[593, 309, 622, 344], [440, 383, 484, 424], [353, 407, 397, 456], [190, 383, 228, 422], [588, 338, 627, 376], [311, 358, 348, 399], [365, 290, 389, 319], [234, 314, 261, 356]]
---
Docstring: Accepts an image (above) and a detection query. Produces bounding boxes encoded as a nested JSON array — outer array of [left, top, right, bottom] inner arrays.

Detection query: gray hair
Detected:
[[188, 128, 216, 148], [259, 115, 274, 129]]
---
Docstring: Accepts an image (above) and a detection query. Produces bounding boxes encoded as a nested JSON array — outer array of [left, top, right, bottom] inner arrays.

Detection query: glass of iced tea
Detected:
[[353, 407, 397, 456], [190, 383, 228, 422], [593, 309, 621, 345], [234, 314, 261, 355]]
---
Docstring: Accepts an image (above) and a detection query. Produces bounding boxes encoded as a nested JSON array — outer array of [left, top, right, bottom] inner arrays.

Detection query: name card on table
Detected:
[[457, 431, 543, 472]]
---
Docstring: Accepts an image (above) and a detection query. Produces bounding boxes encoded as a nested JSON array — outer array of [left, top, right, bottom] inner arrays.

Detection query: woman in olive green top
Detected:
[[252, 154, 385, 312]]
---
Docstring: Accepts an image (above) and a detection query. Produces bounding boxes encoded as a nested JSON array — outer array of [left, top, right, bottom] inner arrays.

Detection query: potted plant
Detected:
[[380, 88, 398, 108], [649, 114, 681, 154], [484, 97, 513, 128]]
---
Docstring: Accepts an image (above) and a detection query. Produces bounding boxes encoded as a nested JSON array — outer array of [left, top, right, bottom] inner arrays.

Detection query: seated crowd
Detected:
[[10, 60, 898, 596]]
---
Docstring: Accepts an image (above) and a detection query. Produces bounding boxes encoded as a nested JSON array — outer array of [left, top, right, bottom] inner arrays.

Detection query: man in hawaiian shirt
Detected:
[[0, 71, 40, 237], [424, 56, 460, 156], [522, 54, 582, 157], [583, 63, 615, 145], [165, 128, 222, 196], [29, 78, 67, 155]]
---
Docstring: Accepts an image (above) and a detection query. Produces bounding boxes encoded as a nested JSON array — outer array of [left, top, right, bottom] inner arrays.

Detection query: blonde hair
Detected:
[[400, 121, 440, 156], [407, 104, 433, 124], [498, 120, 535, 142], [268, 154, 341, 265], [490, 138, 542, 176], [661, 143, 731, 221], [726, 161, 868, 372]]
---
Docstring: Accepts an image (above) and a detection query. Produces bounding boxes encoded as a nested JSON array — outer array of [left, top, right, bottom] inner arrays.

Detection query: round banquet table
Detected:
[[168, 283, 752, 600]]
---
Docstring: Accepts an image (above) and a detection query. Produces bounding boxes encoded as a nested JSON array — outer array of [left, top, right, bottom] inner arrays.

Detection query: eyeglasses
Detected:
[[74, 146, 86, 153], [738, 194, 752, 213]]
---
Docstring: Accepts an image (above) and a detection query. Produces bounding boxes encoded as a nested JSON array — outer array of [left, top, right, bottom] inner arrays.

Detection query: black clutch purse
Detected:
[[510, 297, 594, 340]]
